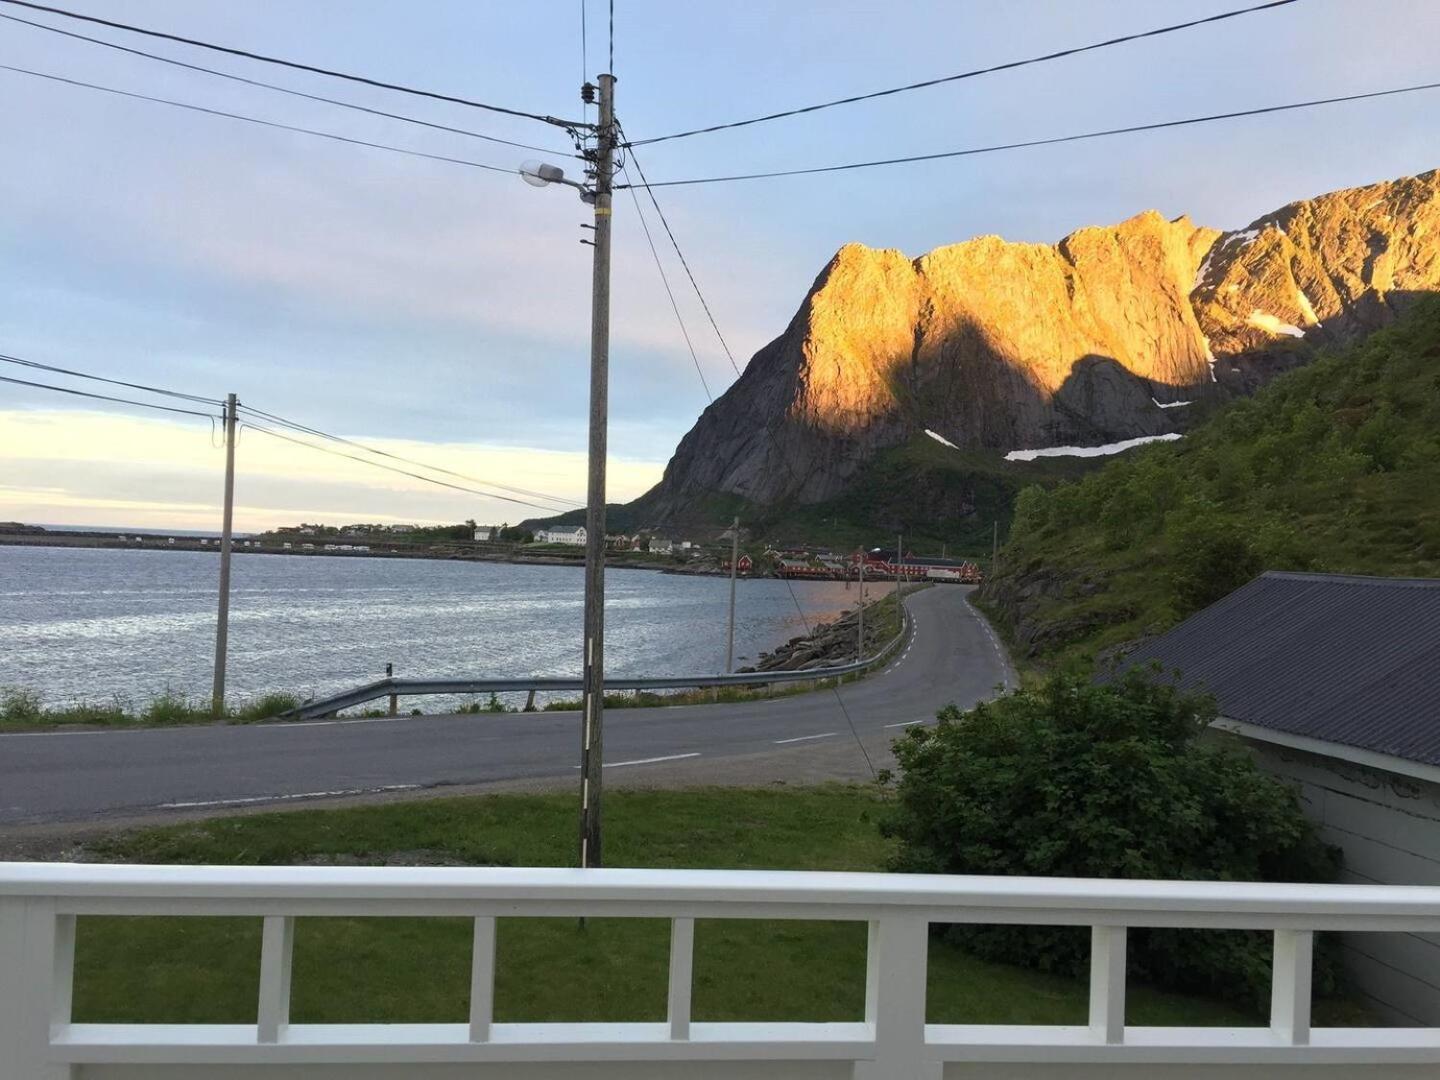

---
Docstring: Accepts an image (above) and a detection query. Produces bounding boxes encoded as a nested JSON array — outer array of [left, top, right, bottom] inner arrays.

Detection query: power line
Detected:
[[620, 79, 1440, 188], [621, 169, 713, 401], [625, 0, 1300, 147], [620, 135, 743, 378], [0, 353, 221, 406], [0, 0, 585, 130], [240, 421, 576, 514], [0, 372, 220, 419], [0, 11, 572, 156], [621, 143, 874, 778], [237, 404, 583, 511], [1, 65, 519, 174]]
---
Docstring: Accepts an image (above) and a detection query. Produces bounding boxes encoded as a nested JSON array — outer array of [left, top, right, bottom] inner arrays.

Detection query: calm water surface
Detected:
[[0, 547, 885, 708]]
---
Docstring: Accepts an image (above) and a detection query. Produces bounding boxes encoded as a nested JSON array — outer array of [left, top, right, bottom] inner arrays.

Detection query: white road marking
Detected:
[[158, 783, 421, 809], [0, 729, 113, 738], [0, 714, 409, 738], [773, 732, 837, 745], [572, 752, 701, 769], [884, 719, 926, 729]]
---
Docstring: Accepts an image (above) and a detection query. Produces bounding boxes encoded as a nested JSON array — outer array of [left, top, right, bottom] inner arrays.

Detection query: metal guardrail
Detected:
[[284, 608, 913, 721]]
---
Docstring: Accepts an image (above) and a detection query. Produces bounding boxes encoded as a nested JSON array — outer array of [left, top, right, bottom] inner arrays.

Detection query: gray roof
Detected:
[[1120, 571, 1440, 766]]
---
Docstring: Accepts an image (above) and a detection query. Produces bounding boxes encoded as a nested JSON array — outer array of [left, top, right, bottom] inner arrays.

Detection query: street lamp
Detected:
[[519, 160, 596, 203]]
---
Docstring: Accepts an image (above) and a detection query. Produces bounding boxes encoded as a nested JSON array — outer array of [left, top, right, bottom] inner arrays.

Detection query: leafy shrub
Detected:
[[1165, 516, 1264, 615], [882, 671, 1340, 1011], [231, 693, 301, 722], [141, 690, 206, 725], [0, 687, 43, 724]]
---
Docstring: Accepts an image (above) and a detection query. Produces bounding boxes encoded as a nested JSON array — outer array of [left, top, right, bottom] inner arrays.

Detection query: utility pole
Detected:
[[896, 532, 904, 612], [211, 392, 237, 718], [857, 555, 866, 661], [725, 516, 740, 673], [578, 73, 616, 871]]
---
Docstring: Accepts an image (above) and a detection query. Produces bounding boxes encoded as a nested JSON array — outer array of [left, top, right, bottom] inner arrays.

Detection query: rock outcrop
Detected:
[[644, 169, 1440, 514]]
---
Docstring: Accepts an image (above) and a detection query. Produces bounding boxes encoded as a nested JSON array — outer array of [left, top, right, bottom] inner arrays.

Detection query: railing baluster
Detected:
[[469, 916, 496, 1042], [856, 915, 939, 1080], [1270, 928, 1313, 1045], [50, 914, 75, 1038], [1088, 924, 1127, 1045], [667, 917, 695, 1041], [0, 899, 72, 1080], [256, 915, 294, 1044]]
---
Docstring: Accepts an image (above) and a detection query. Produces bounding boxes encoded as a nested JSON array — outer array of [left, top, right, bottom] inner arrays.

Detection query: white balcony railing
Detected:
[[2, 862, 1439, 1079]]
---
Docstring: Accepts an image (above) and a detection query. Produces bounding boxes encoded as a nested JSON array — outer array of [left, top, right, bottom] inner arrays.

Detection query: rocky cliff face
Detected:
[[645, 169, 1440, 513]]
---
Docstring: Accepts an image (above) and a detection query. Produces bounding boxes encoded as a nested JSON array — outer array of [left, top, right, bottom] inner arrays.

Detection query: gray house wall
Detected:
[[1228, 732, 1440, 1025]]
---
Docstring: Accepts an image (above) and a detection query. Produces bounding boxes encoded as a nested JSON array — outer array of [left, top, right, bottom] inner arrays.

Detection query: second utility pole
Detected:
[[211, 392, 237, 718], [725, 516, 739, 672], [579, 73, 616, 871]]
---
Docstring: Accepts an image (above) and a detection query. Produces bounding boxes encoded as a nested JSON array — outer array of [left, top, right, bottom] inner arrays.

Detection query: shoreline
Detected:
[[0, 533, 733, 573]]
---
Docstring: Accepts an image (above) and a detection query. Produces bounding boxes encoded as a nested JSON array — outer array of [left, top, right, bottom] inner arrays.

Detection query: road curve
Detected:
[[0, 586, 1013, 826]]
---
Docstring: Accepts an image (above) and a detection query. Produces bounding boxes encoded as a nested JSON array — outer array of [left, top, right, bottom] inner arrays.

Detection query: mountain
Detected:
[[975, 296, 1440, 666], [641, 169, 1440, 522]]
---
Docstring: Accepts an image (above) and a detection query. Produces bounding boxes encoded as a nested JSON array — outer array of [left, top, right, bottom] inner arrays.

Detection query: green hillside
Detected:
[[978, 297, 1440, 669], [525, 441, 1096, 556], [748, 440, 1096, 556]]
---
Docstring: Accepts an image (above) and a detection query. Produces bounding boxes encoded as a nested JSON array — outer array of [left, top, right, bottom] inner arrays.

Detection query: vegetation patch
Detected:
[[883, 673, 1342, 1013], [0, 687, 300, 731], [980, 298, 1440, 667], [73, 786, 1369, 1026]]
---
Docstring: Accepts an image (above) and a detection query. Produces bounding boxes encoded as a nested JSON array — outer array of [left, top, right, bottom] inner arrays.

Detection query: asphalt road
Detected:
[[0, 586, 1013, 826]]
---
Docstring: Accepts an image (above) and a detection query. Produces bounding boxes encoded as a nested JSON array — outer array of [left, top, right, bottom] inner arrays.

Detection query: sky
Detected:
[[2, 0, 1437, 531]]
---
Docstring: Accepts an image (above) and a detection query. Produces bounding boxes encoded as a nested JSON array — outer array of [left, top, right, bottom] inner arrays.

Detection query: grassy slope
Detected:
[[75, 788, 1367, 1027], [978, 298, 1440, 668], [753, 440, 1097, 556], [0, 688, 300, 731], [538, 439, 1097, 557]]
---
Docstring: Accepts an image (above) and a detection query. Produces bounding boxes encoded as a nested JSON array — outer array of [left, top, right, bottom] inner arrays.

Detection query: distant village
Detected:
[[0, 519, 982, 582]]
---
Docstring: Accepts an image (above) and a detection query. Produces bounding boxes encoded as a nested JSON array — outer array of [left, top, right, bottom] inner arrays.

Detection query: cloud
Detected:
[[0, 409, 664, 531]]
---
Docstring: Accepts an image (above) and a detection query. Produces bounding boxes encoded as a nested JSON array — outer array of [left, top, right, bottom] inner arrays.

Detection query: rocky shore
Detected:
[[742, 595, 902, 673]]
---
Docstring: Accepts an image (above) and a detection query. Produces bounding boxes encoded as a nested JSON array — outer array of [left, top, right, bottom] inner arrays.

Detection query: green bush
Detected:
[[231, 693, 301, 722], [0, 687, 43, 724], [882, 671, 1340, 1012], [1165, 515, 1264, 615]]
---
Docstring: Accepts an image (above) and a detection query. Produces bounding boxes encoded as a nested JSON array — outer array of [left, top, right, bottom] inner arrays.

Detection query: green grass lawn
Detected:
[[75, 787, 1371, 1027]]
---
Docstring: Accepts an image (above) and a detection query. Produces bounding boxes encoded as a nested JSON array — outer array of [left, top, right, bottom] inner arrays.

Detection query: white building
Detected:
[[535, 525, 586, 546]]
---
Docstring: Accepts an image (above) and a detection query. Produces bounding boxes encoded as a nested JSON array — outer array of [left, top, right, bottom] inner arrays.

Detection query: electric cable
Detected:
[[0, 353, 221, 405], [1, 65, 517, 174], [0, 11, 572, 155], [240, 421, 576, 514], [620, 79, 1440, 188], [626, 0, 1300, 146], [0, 0, 585, 129], [619, 142, 877, 777], [237, 404, 583, 510], [0, 373, 220, 419], [619, 134, 743, 377], [620, 168, 713, 401]]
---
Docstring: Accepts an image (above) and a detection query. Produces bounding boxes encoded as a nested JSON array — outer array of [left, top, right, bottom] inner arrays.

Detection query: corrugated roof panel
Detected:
[[1119, 572, 1440, 766]]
